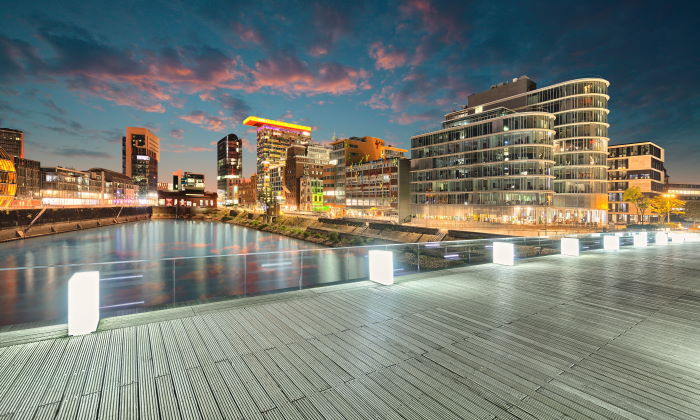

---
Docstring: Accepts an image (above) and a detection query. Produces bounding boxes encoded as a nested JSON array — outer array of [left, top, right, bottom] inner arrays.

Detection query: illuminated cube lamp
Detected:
[[655, 232, 668, 245], [493, 242, 515, 266], [369, 250, 394, 285], [633, 232, 648, 248], [603, 235, 620, 251], [560, 238, 580, 256], [68, 271, 100, 336], [669, 232, 685, 244]]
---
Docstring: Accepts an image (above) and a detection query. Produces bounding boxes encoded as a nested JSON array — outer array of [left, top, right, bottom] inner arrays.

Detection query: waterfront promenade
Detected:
[[1, 243, 699, 419]]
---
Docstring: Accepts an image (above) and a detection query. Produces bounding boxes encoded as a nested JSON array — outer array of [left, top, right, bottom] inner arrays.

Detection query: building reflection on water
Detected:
[[0, 220, 368, 326]]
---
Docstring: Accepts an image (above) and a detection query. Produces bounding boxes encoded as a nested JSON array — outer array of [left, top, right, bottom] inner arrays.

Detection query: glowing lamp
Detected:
[[603, 235, 620, 251], [633, 232, 648, 248], [369, 250, 394, 285], [669, 232, 685, 243], [561, 238, 580, 256], [493, 242, 515, 266], [655, 232, 668, 245], [68, 271, 100, 336]]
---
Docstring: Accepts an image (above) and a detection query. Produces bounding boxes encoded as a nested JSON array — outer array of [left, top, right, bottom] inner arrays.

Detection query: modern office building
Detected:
[[414, 76, 610, 225], [284, 143, 330, 211], [243, 116, 311, 210], [0, 128, 24, 159], [122, 127, 160, 198], [0, 147, 17, 209], [608, 141, 666, 224], [345, 157, 411, 221], [12, 157, 41, 206], [666, 183, 700, 223], [172, 170, 205, 193], [325, 136, 408, 220], [217, 134, 242, 205], [411, 108, 555, 223], [87, 168, 137, 205], [40, 166, 101, 206]]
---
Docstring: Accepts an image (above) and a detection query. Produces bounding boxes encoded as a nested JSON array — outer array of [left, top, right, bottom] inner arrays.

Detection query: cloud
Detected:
[[391, 110, 439, 125], [250, 53, 370, 95], [170, 128, 185, 139], [199, 91, 250, 122], [369, 43, 407, 70], [54, 147, 112, 158], [179, 110, 228, 131]]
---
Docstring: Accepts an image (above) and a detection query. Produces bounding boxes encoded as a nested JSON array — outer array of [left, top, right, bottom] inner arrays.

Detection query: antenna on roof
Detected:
[[331, 131, 337, 142]]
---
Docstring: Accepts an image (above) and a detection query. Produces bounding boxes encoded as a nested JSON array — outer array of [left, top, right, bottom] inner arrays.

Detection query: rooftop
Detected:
[[1, 243, 699, 419]]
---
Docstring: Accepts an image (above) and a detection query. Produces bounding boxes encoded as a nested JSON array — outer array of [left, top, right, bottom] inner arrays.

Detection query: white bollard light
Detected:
[[669, 232, 686, 244], [369, 250, 394, 285], [493, 242, 515, 266], [655, 232, 668, 245], [603, 235, 620, 251], [561, 238, 580, 256], [68, 271, 100, 335], [633, 232, 648, 248]]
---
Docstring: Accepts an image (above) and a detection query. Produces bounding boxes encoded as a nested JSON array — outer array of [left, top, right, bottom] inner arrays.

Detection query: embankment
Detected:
[[0, 207, 151, 242]]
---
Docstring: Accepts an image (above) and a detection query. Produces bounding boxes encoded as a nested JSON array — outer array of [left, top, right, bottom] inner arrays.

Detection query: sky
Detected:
[[1, 0, 699, 190]]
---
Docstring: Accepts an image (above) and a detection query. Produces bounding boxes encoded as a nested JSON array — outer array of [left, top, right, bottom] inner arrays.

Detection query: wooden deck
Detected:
[[1, 243, 700, 419]]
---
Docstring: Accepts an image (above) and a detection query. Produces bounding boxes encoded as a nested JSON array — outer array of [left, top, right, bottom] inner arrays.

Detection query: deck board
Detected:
[[1, 244, 700, 419]]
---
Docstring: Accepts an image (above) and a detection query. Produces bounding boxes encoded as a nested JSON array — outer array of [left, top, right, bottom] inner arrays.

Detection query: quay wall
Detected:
[[0, 207, 151, 242]]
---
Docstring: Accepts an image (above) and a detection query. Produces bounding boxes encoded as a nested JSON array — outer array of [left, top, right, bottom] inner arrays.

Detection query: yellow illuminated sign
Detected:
[[242, 116, 312, 133]]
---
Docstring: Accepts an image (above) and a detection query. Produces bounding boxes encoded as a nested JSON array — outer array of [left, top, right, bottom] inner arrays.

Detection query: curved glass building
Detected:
[[429, 76, 610, 225], [411, 108, 555, 223], [0, 146, 17, 208]]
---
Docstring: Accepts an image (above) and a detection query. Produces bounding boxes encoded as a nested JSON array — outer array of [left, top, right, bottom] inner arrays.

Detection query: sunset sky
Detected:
[[1, 0, 698, 189]]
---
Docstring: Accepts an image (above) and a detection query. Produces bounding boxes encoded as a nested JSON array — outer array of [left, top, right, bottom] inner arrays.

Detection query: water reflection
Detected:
[[0, 220, 369, 326]]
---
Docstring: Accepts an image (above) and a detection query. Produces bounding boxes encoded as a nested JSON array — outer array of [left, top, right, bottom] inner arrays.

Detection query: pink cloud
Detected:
[[369, 42, 407, 70], [249, 54, 370, 95], [391, 111, 436, 125], [179, 110, 228, 131]]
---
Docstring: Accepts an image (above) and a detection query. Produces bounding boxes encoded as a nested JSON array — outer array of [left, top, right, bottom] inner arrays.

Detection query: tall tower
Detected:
[[122, 127, 160, 197], [242, 117, 311, 210], [217, 134, 242, 205]]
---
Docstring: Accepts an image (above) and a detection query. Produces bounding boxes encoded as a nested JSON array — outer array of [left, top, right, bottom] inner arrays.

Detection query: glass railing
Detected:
[[1, 230, 698, 331]]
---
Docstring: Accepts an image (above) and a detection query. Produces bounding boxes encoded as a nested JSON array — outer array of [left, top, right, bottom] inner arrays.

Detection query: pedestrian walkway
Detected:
[[1, 243, 699, 419]]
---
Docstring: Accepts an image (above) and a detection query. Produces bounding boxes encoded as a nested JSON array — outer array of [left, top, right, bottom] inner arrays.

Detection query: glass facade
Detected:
[[0, 147, 17, 208], [217, 134, 242, 205], [410, 111, 555, 223]]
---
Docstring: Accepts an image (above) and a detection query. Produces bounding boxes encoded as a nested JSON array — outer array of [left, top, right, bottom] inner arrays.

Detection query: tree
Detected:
[[622, 186, 651, 223], [648, 194, 686, 224], [682, 200, 700, 222]]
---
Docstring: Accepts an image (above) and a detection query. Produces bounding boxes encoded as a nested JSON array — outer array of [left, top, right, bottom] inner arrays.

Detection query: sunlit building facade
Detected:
[[0, 147, 17, 208], [429, 76, 610, 224], [243, 116, 311, 210], [608, 141, 666, 224], [284, 143, 330, 211], [217, 134, 242, 205], [411, 109, 555, 223], [122, 127, 159, 199]]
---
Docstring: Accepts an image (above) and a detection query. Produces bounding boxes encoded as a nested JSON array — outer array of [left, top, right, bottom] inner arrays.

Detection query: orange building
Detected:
[[122, 127, 160, 196]]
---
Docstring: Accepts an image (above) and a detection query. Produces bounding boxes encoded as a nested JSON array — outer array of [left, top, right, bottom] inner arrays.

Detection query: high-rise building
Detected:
[[0, 128, 24, 159], [217, 134, 242, 205], [122, 127, 160, 197], [415, 76, 610, 225], [0, 146, 17, 208], [243, 116, 311, 210], [608, 141, 666, 224]]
